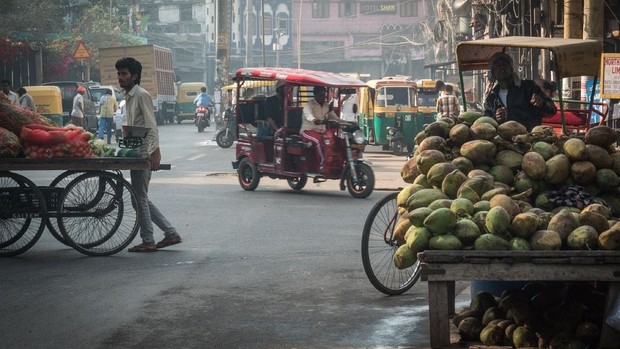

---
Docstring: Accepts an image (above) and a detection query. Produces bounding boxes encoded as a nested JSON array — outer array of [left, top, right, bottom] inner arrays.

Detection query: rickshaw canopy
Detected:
[[366, 76, 416, 89], [234, 67, 368, 88], [222, 80, 275, 91], [456, 36, 602, 78]]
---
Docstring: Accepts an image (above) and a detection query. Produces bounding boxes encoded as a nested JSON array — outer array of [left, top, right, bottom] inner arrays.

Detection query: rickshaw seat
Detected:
[[285, 134, 305, 155], [287, 108, 303, 134]]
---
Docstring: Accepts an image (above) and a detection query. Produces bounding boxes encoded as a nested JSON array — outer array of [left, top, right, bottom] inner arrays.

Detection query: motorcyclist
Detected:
[[193, 86, 213, 125]]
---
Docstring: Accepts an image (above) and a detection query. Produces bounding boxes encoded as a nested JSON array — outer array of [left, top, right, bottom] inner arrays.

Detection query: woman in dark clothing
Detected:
[[483, 52, 556, 131]]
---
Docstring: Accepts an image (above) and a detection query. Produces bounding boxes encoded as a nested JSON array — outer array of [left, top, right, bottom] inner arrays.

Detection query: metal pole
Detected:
[[261, 0, 265, 66], [297, 0, 302, 68], [245, 0, 252, 67]]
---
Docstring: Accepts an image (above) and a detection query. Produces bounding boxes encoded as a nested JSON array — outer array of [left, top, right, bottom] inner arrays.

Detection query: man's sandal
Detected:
[[156, 234, 182, 249], [128, 243, 157, 252]]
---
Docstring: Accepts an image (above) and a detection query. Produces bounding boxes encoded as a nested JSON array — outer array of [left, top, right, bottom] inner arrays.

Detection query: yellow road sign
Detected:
[[73, 41, 91, 60]]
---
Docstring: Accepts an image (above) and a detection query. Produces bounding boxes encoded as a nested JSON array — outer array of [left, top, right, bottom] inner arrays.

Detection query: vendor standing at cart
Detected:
[[483, 52, 556, 131], [116, 57, 182, 253], [300, 86, 342, 172]]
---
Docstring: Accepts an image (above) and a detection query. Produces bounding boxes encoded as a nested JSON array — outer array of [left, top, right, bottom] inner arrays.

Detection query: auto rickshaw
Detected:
[[455, 36, 607, 135], [359, 76, 420, 155], [414, 78, 443, 121], [175, 82, 205, 124], [231, 67, 375, 198], [23, 86, 63, 126]]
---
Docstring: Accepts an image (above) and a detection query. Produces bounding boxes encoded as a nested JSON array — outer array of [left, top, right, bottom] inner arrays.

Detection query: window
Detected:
[[180, 4, 192, 21], [339, 1, 356, 17], [312, 0, 330, 19], [277, 13, 289, 33], [399, 0, 418, 17]]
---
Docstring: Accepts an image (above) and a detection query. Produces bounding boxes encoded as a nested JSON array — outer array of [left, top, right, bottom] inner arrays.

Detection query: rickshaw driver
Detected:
[[300, 85, 343, 172], [483, 52, 555, 131]]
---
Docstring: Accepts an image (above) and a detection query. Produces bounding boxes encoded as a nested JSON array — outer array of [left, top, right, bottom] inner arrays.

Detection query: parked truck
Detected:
[[99, 44, 176, 125]]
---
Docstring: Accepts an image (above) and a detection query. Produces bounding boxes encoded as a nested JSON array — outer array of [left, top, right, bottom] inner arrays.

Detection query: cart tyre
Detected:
[[361, 192, 420, 295], [392, 140, 404, 156], [237, 157, 260, 191], [46, 170, 85, 246], [58, 172, 140, 256], [346, 163, 375, 198], [0, 172, 47, 257], [287, 175, 308, 190]]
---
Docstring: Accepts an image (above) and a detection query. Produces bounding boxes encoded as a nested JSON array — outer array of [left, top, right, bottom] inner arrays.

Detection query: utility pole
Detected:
[[582, 0, 604, 104], [563, 0, 583, 99], [245, 0, 253, 67], [216, 0, 230, 112]]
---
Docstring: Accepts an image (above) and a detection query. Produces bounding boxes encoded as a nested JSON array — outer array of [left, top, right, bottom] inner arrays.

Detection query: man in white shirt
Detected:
[[1, 79, 18, 104], [339, 93, 358, 122]]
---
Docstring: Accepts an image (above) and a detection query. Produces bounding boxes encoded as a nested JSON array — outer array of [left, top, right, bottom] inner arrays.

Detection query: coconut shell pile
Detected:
[[393, 112, 620, 270]]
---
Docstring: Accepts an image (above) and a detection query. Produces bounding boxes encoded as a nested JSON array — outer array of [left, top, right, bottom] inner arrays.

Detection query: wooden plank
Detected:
[[423, 263, 620, 282], [0, 158, 150, 171], [419, 250, 620, 264], [428, 281, 453, 348]]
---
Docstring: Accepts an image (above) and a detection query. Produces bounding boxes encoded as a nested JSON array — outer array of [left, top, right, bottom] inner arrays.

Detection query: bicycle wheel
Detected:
[[58, 172, 140, 256], [0, 172, 47, 257], [46, 171, 85, 246], [361, 192, 421, 295]]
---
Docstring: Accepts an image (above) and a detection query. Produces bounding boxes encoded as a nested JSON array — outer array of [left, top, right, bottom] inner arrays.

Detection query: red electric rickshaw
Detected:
[[231, 67, 375, 198]]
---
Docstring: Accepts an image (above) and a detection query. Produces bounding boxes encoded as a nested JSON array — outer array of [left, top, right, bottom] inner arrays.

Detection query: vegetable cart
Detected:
[[0, 157, 150, 257]]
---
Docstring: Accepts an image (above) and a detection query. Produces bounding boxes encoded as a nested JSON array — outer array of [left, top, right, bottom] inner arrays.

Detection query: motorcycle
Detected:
[[194, 105, 210, 132], [215, 107, 236, 148]]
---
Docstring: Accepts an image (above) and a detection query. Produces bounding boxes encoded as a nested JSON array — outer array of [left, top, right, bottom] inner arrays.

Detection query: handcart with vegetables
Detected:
[[0, 95, 157, 257]]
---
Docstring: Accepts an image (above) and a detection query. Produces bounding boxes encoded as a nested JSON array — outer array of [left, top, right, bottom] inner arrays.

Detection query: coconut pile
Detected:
[[393, 112, 620, 269]]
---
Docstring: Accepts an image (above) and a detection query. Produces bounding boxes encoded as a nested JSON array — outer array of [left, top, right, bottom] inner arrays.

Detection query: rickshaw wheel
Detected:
[[361, 192, 420, 295], [346, 163, 375, 198], [0, 172, 47, 257], [287, 175, 307, 190], [238, 157, 260, 191], [216, 131, 234, 148]]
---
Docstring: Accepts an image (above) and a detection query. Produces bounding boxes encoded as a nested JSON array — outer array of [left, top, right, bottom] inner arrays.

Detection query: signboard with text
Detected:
[[601, 53, 620, 99], [360, 2, 397, 15]]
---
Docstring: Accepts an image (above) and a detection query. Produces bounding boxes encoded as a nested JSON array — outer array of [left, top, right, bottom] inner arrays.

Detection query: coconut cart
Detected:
[[0, 126, 163, 257]]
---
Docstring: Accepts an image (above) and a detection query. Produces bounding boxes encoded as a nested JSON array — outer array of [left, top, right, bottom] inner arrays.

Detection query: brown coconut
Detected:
[[586, 144, 614, 169], [416, 149, 447, 175], [510, 212, 539, 239], [563, 138, 589, 161], [449, 123, 471, 145], [489, 194, 521, 219], [418, 135, 448, 153], [401, 157, 421, 183], [545, 154, 571, 184], [547, 208, 579, 242], [570, 161, 597, 185], [531, 141, 556, 161], [585, 125, 619, 148], [460, 140, 498, 165], [451, 156, 474, 175], [424, 121, 450, 138], [467, 169, 495, 181], [579, 211, 610, 233], [521, 151, 546, 180], [470, 122, 498, 141], [497, 120, 528, 142]]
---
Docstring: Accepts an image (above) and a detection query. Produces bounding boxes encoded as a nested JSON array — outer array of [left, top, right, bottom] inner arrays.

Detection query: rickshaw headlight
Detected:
[[353, 130, 365, 144]]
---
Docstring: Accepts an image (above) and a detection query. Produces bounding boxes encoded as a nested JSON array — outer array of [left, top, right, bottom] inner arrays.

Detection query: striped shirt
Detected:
[[436, 94, 460, 118]]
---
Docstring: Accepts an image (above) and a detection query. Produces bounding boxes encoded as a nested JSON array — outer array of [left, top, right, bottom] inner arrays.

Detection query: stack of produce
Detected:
[[455, 283, 605, 347], [393, 113, 620, 269], [21, 124, 94, 158]]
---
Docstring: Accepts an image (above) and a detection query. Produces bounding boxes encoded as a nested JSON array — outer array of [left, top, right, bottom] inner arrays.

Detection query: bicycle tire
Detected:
[[361, 192, 421, 295], [46, 170, 85, 246], [0, 172, 47, 257], [58, 172, 140, 256]]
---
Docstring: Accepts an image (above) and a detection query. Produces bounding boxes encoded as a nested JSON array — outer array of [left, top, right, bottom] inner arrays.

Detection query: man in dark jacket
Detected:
[[483, 52, 556, 131]]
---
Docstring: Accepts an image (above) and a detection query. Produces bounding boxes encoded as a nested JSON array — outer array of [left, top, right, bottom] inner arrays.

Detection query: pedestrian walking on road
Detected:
[[116, 57, 182, 253]]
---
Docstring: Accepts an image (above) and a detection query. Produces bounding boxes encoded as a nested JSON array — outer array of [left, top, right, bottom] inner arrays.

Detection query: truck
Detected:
[[99, 44, 176, 125]]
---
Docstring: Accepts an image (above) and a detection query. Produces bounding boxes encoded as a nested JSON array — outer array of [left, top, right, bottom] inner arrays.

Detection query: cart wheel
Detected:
[[58, 172, 140, 256], [237, 157, 260, 191], [46, 171, 85, 246], [287, 175, 308, 190], [0, 172, 47, 257], [361, 192, 420, 295], [346, 163, 375, 198]]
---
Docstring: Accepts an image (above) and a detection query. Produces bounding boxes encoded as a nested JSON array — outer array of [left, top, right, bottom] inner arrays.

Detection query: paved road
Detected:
[[2, 123, 470, 349]]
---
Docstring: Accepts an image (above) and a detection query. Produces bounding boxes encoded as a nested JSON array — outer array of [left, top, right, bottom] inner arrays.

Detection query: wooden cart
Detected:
[[0, 158, 150, 257], [419, 250, 620, 349]]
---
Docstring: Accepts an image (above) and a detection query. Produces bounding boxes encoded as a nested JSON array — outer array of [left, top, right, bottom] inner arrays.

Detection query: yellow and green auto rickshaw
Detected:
[[24, 85, 63, 126], [414, 78, 442, 122], [359, 76, 419, 155], [176, 82, 206, 124]]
